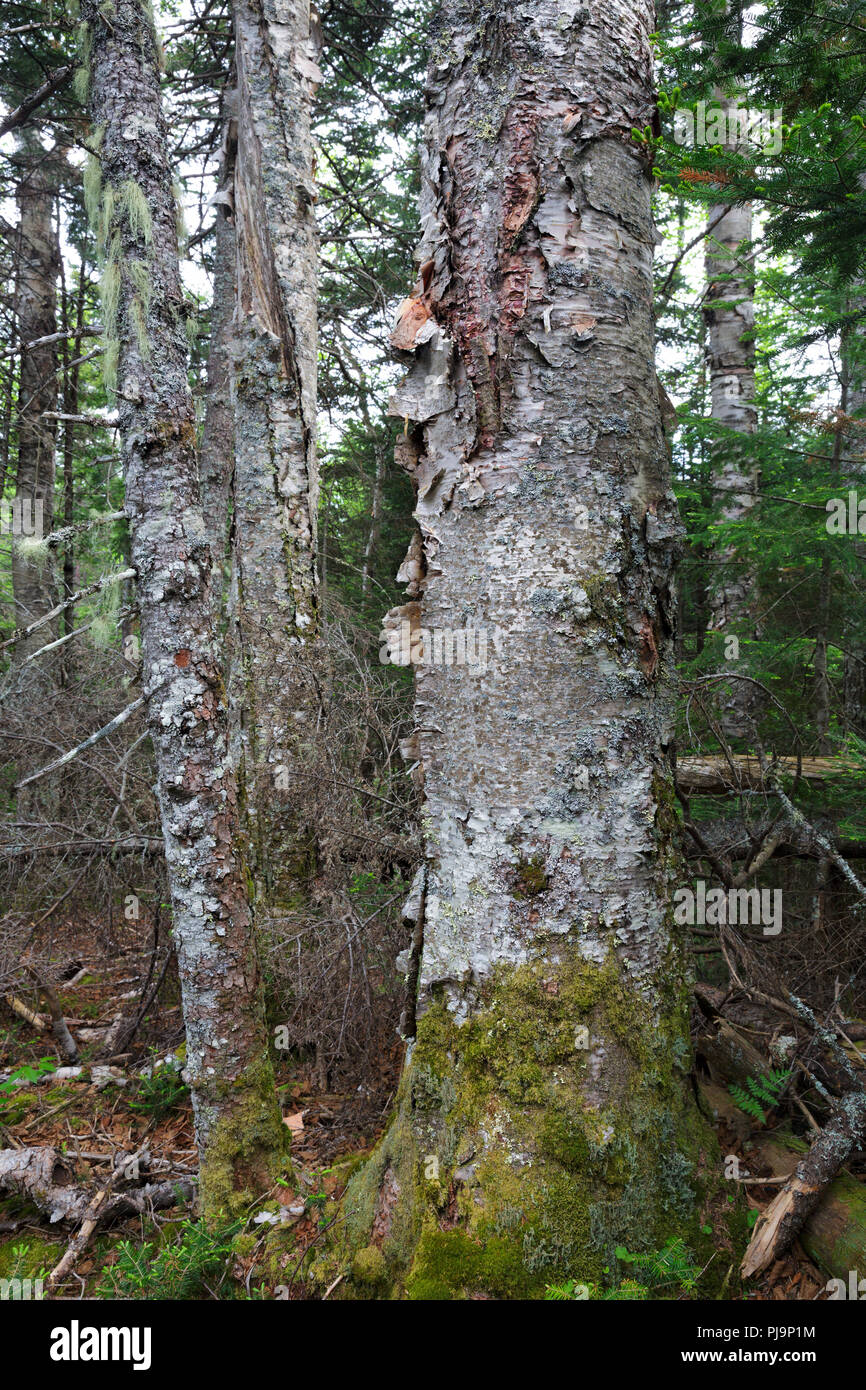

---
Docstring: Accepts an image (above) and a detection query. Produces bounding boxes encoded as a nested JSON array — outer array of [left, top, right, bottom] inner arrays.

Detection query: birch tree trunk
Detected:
[[703, 102, 760, 739], [843, 286, 866, 734], [339, 0, 733, 1299], [82, 0, 285, 1218], [11, 133, 59, 669], [225, 0, 321, 901]]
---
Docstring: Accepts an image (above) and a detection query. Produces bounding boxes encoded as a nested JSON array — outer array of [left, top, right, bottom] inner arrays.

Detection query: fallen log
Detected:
[[0, 1146, 194, 1225], [4, 994, 48, 1031], [699, 1082, 866, 1283], [677, 755, 863, 796], [47, 1147, 145, 1291], [741, 1092, 866, 1279], [695, 1015, 771, 1091], [754, 1133, 866, 1282], [0, 1064, 126, 1090], [693, 991, 861, 1108]]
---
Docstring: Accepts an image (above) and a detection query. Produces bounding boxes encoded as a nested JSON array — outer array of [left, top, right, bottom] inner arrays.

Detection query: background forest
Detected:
[[0, 0, 865, 1306]]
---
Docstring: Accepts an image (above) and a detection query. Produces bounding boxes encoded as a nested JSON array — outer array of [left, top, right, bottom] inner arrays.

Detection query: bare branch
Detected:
[[15, 696, 148, 792]]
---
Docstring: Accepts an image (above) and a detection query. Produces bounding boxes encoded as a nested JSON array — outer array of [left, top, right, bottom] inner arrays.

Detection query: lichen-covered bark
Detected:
[[228, 0, 320, 897], [11, 133, 59, 667], [336, 0, 738, 1298], [82, 0, 284, 1217]]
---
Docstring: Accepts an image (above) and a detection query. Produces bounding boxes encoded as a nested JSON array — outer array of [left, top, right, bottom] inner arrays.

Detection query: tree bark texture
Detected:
[[227, 0, 320, 900], [338, 0, 736, 1299], [198, 89, 238, 571], [82, 0, 285, 1218]]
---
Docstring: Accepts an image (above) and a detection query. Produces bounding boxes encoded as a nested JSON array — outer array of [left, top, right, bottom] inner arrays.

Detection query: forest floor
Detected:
[[0, 913, 836, 1301]]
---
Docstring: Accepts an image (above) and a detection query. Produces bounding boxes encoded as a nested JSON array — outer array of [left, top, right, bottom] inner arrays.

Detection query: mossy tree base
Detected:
[[196, 1050, 291, 1223], [325, 949, 747, 1299]]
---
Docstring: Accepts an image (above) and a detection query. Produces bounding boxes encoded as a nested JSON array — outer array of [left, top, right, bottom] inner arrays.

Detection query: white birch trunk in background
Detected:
[[843, 272, 866, 734], [703, 93, 760, 737], [11, 134, 59, 670]]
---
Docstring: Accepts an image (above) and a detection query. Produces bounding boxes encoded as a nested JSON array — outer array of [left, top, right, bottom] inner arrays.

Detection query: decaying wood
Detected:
[[0, 1064, 126, 1091], [5, 994, 48, 1031], [699, 1081, 866, 1281], [14, 696, 148, 791], [693, 982, 865, 1100], [0, 65, 73, 139], [683, 815, 866, 863], [46, 1146, 145, 1291], [741, 1091, 866, 1278], [696, 1015, 769, 1091], [0, 1146, 194, 1227], [752, 1132, 866, 1282], [676, 754, 862, 794], [0, 568, 136, 654]]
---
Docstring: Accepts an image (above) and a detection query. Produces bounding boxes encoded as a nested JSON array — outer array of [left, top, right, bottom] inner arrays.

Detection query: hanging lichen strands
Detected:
[[79, 0, 286, 1220]]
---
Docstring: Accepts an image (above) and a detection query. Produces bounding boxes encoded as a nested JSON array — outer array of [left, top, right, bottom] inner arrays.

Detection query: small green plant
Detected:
[[728, 1068, 791, 1125], [545, 1238, 698, 1300], [0, 1057, 56, 1117], [4, 1242, 50, 1285], [544, 1278, 586, 1300], [616, 1236, 700, 1292], [128, 1059, 189, 1122], [544, 1276, 648, 1300], [97, 1218, 239, 1300]]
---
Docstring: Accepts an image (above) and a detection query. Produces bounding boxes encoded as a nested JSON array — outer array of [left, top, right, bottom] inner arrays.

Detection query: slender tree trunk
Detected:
[[199, 87, 237, 570], [59, 251, 87, 648], [226, 0, 321, 901], [843, 291, 866, 734], [339, 0, 731, 1298], [11, 133, 59, 665], [703, 97, 760, 739], [814, 555, 832, 754], [361, 435, 385, 603], [82, 0, 284, 1218]]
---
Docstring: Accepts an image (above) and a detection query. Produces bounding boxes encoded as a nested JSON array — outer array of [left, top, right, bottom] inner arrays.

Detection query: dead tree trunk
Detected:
[[225, 0, 321, 903], [339, 0, 733, 1298], [11, 132, 59, 667], [82, 0, 285, 1219], [199, 87, 237, 571], [813, 555, 833, 753], [741, 1092, 866, 1279]]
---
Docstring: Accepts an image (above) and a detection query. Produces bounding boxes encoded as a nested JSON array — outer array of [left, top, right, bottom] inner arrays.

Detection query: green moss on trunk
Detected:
[[196, 1051, 289, 1223], [321, 948, 746, 1299]]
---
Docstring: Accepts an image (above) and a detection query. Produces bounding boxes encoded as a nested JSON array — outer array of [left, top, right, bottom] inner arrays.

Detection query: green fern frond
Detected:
[[729, 1068, 791, 1124]]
